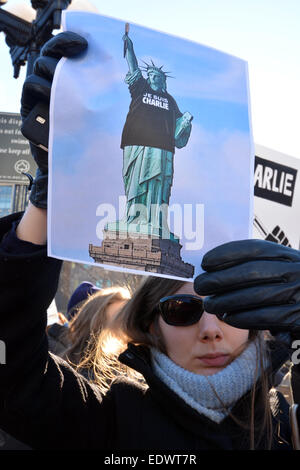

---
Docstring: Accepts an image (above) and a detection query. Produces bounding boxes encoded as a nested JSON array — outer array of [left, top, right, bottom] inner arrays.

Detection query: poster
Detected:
[[253, 144, 300, 249], [48, 11, 254, 280]]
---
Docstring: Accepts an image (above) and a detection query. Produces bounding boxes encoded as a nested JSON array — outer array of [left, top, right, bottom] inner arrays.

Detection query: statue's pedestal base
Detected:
[[89, 229, 194, 278], [105, 221, 180, 243]]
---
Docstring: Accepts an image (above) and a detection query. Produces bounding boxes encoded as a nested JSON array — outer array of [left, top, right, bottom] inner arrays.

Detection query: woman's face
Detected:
[[157, 283, 249, 376]]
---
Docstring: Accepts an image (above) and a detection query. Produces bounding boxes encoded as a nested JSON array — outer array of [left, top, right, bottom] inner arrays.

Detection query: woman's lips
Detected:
[[198, 354, 230, 367]]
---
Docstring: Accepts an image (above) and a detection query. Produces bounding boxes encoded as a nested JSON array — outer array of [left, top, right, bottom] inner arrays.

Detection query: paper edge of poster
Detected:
[[47, 10, 68, 259], [244, 60, 255, 239], [46, 251, 194, 282]]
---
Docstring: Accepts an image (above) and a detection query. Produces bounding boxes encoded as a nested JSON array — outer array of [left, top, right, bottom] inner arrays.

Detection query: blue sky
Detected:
[[1, 0, 300, 160]]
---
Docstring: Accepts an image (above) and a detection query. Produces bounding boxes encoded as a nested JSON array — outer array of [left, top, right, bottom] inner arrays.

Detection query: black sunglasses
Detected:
[[158, 294, 204, 327]]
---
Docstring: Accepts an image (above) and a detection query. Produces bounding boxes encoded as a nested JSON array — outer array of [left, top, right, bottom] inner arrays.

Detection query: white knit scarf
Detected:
[[151, 340, 263, 423]]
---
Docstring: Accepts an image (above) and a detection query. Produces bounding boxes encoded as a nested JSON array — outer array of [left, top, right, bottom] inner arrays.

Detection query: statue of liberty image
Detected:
[[89, 25, 195, 276], [112, 25, 193, 240]]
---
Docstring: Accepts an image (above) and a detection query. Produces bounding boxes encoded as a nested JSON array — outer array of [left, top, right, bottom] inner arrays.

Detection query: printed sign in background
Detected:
[[0, 112, 36, 217], [253, 144, 300, 249], [0, 112, 36, 184]]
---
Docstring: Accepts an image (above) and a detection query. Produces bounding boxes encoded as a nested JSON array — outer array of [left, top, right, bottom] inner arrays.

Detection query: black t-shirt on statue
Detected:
[[121, 71, 182, 153]]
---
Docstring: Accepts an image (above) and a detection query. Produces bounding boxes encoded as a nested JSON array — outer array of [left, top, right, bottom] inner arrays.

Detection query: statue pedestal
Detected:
[[105, 220, 180, 243], [89, 229, 194, 278]]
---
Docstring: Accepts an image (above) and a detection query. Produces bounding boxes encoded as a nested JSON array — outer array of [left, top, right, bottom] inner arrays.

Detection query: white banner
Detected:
[[253, 144, 300, 249]]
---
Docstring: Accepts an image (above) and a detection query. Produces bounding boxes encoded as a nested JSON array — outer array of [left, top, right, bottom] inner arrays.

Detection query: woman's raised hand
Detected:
[[194, 239, 300, 336], [21, 31, 88, 209]]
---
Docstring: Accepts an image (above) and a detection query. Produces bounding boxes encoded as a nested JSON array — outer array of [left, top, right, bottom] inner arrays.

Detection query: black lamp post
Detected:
[[0, 0, 72, 78]]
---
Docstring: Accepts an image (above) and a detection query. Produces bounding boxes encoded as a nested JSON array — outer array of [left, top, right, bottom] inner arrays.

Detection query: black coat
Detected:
[[47, 322, 70, 356], [0, 212, 297, 450]]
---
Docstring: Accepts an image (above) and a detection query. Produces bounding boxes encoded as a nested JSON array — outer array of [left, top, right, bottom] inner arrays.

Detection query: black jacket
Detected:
[[0, 212, 297, 450], [47, 323, 70, 356]]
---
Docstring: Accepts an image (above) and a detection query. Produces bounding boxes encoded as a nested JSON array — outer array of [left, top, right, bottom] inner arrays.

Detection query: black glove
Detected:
[[194, 239, 300, 337], [20, 31, 88, 209]]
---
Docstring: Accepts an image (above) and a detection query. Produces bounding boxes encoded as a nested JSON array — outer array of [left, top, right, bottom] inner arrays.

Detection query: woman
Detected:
[[0, 32, 299, 451], [0, 206, 299, 449], [91, 274, 296, 450], [60, 286, 130, 380]]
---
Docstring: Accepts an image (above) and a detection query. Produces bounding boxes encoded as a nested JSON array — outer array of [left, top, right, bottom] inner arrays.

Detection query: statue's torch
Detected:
[[123, 22, 129, 57]]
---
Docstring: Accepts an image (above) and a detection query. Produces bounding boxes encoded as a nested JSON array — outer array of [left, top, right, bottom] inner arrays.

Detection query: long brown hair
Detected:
[[113, 276, 185, 351], [61, 286, 131, 370], [75, 277, 185, 390]]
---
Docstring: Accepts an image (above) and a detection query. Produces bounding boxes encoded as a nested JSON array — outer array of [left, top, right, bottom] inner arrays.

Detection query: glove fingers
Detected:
[[220, 303, 300, 333], [41, 31, 88, 59], [201, 239, 300, 272], [34, 56, 59, 82], [204, 281, 299, 315], [194, 259, 300, 296], [21, 75, 51, 118], [29, 169, 48, 209]]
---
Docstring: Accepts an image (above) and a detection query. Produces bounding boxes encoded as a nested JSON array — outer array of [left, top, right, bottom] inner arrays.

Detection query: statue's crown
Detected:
[[140, 60, 173, 78]]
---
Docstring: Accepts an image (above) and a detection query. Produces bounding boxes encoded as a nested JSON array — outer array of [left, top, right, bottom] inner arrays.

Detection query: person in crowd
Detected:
[[66, 281, 101, 321], [47, 281, 100, 356], [47, 310, 69, 356], [0, 31, 300, 451], [60, 286, 131, 380]]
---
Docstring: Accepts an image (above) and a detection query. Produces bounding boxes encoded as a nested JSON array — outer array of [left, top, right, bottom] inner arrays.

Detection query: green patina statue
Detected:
[[109, 28, 193, 240]]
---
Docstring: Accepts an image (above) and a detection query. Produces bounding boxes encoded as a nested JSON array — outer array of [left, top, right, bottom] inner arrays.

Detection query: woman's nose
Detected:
[[197, 312, 224, 342]]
